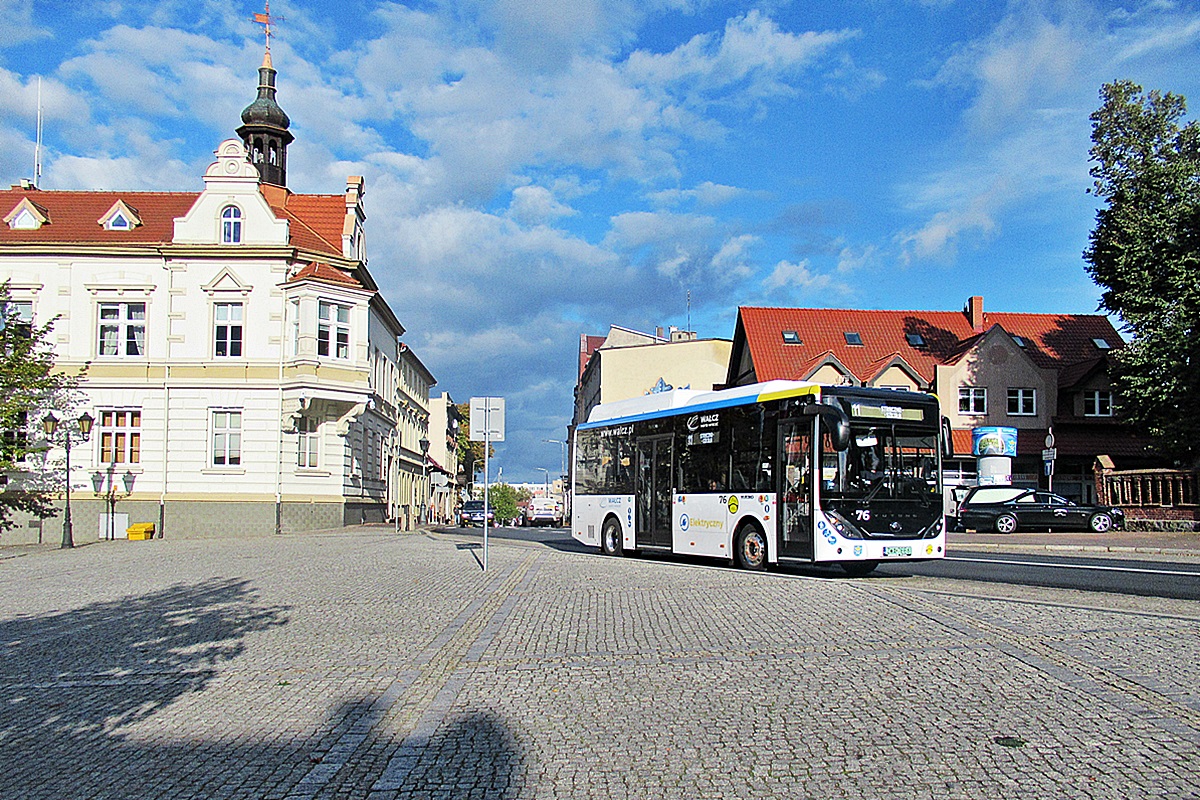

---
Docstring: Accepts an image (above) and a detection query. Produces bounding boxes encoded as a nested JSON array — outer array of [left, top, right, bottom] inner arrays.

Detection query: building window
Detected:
[[289, 299, 300, 356], [221, 206, 242, 244], [958, 387, 986, 415], [212, 410, 242, 466], [214, 302, 243, 357], [844, 332, 863, 346], [1093, 338, 1112, 350], [297, 417, 319, 468], [98, 409, 141, 464], [318, 301, 350, 359], [905, 332, 925, 347], [1007, 388, 1036, 416], [1084, 390, 1113, 417], [98, 302, 146, 357], [2, 411, 28, 464], [781, 330, 801, 345], [3, 300, 33, 339]]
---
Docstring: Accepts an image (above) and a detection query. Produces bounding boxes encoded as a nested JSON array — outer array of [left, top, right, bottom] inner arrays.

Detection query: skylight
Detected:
[[844, 332, 863, 346], [905, 332, 925, 347], [1012, 335, 1026, 347], [1093, 338, 1112, 350], [782, 330, 801, 345]]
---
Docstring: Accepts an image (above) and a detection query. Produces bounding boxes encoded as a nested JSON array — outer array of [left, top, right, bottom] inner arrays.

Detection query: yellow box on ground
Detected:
[[126, 523, 155, 540]]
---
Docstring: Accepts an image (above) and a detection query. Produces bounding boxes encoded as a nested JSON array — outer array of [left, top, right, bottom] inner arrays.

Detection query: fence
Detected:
[[1095, 459, 1199, 524]]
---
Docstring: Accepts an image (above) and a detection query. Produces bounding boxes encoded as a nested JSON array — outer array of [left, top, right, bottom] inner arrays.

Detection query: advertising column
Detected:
[[972, 426, 1017, 486]]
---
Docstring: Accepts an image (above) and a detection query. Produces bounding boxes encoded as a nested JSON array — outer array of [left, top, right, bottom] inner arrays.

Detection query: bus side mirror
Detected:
[[803, 403, 851, 452], [942, 417, 953, 459]]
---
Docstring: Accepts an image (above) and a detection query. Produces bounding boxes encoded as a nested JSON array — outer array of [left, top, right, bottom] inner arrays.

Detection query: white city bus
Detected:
[[572, 380, 949, 575]]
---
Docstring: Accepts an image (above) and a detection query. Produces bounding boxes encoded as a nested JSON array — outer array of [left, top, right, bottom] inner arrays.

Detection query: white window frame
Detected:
[[1084, 390, 1113, 417], [289, 299, 300, 357], [958, 386, 986, 415], [3, 410, 29, 464], [211, 409, 242, 467], [98, 302, 146, 357], [297, 416, 319, 468], [98, 409, 141, 465], [1006, 388, 1036, 416], [221, 205, 243, 244], [318, 301, 351, 360], [213, 301, 244, 358]]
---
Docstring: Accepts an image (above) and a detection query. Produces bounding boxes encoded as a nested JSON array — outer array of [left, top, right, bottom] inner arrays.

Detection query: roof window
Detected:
[[98, 200, 142, 231], [905, 333, 925, 347], [4, 198, 49, 230], [781, 330, 801, 345], [1012, 335, 1026, 347], [1093, 338, 1112, 350], [844, 332, 863, 346]]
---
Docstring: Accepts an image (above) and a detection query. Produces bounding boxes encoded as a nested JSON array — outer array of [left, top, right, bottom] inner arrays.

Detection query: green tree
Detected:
[[488, 482, 519, 525], [1084, 80, 1200, 465], [0, 283, 82, 531]]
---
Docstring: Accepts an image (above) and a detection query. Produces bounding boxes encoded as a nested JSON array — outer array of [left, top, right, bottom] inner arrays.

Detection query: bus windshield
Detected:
[[822, 425, 938, 501]]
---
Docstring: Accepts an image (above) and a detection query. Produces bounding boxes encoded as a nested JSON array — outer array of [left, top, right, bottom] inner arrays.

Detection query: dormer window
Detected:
[[782, 330, 801, 345], [844, 332, 863, 346], [98, 200, 142, 231], [4, 198, 49, 230], [221, 205, 243, 244], [1093, 338, 1112, 350]]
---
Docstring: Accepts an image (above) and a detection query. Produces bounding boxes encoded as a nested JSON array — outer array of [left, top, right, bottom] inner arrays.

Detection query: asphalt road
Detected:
[[451, 525, 1200, 600]]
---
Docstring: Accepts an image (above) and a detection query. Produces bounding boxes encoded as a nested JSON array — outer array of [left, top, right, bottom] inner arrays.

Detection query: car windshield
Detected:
[[822, 424, 939, 501], [464, 501, 484, 511]]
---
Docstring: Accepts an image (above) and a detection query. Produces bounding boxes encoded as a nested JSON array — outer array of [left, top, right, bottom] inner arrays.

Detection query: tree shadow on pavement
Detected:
[[0, 580, 527, 799]]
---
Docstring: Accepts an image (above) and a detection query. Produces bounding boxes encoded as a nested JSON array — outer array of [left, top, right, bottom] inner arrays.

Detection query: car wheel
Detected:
[[1088, 513, 1113, 533], [994, 514, 1018, 534], [600, 517, 623, 556], [734, 523, 767, 571]]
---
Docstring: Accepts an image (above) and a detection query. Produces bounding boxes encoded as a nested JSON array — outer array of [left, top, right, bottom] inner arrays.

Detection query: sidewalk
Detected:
[[949, 528, 1200, 558]]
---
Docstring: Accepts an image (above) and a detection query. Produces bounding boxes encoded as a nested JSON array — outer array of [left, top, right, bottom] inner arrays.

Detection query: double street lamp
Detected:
[[42, 411, 95, 549]]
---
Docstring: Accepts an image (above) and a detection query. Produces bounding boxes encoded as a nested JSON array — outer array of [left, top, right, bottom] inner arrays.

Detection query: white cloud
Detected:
[[763, 259, 841, 294], [507, 185, 577, 225], [0, 0, 49, 47]]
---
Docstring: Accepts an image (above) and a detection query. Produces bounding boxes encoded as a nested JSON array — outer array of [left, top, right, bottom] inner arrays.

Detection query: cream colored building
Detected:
[[426, 392, 463, 524], [0, 53, 435, 542]]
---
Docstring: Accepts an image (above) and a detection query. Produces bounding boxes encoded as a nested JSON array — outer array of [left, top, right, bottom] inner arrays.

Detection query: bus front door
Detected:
[[636, 435, 674, 549], [778, 419, 813, 560]]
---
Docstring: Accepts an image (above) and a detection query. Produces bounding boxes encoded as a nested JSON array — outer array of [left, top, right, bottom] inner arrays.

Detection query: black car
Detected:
[[956, 486, 1124, 533], [459, 500, 494, 527]]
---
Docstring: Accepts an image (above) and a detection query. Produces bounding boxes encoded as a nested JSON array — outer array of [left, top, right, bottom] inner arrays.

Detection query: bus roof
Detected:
[[581, 380, 821, 428]]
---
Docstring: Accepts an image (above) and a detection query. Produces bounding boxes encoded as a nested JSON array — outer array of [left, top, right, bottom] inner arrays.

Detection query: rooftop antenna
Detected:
[[33, 76, 43, 187], [686, 288, 691, 333]]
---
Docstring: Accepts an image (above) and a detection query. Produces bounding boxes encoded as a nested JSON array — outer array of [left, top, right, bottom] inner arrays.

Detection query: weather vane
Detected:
[[253, 2, 283, 55]]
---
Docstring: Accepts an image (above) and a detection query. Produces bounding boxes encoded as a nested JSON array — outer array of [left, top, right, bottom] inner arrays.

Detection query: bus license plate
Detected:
[[882, 546, 913, 558]]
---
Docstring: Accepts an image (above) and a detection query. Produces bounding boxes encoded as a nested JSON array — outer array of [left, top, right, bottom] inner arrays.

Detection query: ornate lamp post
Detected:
[[42, 411, 95, 549], [92, 466, 137, 540]]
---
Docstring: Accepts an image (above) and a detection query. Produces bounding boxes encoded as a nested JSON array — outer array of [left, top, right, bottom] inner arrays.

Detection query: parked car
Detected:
[[459, 500, 494, 527], [956, 486, 1124, 533]]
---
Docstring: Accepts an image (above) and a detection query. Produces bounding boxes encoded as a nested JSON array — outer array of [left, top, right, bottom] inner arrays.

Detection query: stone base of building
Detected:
[[1, 497, 391, 545]]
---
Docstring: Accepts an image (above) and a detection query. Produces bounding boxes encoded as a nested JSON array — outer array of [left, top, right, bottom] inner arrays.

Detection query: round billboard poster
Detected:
[[971, 426, 1017, 457]]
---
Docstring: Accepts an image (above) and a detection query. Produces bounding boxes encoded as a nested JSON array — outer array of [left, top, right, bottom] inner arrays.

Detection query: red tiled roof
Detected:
[[737, 305, 1123, 386], [286, 261, 362, 288], [579, 334, 607, 377], [0, 187, 346, 259]]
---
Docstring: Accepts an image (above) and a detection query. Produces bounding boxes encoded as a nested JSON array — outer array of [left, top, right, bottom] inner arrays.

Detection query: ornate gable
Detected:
[[4, 197, 49, 230]]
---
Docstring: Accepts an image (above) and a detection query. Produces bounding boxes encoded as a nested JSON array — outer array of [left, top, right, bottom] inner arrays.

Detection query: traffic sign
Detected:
[[1041, 447, 1057, 461], [469, 397, 505, 442]]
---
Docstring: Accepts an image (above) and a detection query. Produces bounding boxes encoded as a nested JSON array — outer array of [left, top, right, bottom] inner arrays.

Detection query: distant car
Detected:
[[524, 497, 563, 527], [956, 486, 1124, 533], [459, 500, 494, 527]]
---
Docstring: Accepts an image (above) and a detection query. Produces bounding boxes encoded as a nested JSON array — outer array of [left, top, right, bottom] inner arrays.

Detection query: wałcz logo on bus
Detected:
[[686, 413, 720, 432]]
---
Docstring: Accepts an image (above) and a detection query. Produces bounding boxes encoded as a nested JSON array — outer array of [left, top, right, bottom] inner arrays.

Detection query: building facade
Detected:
[[0, 53, 435, 543]]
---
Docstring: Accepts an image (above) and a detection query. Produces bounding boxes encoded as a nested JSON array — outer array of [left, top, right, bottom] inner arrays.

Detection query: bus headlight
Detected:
[[823, 509, 865, 540]]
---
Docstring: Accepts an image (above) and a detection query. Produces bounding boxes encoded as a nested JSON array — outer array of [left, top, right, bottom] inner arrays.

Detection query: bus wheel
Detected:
[[600, 518, 623, 556], [841, 561, 878, 577], [734, 523, 767, 571]]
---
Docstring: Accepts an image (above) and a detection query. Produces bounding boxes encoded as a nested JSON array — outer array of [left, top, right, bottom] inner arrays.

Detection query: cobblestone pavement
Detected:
[[2, 530, 1199, 799]]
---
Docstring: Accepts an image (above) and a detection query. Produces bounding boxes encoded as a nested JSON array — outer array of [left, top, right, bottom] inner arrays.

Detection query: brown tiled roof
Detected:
[[579, 334, 607, 377], [737, 305, 1123, 386], [285, 261, 362, 288], [0, 186, 346, 259]]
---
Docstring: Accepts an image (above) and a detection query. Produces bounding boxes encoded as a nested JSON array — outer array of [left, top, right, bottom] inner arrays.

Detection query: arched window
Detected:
[[221, 206, 242, 244]]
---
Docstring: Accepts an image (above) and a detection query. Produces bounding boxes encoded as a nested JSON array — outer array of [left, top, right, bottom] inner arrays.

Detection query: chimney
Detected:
[[966, 295, 984, 332]]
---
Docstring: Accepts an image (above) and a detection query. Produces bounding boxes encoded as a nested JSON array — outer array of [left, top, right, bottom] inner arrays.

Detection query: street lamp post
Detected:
[[419, 436, 430, 525], [42, 411, 94, 550], [93, 467, 136, 540]]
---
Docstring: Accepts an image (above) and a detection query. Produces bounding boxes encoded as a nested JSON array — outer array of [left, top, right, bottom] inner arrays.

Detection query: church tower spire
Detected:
[[237, 2, 293, 187]]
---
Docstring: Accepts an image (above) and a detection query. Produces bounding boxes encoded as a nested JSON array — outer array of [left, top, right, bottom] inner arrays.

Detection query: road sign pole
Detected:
[[483, 413, 490, 573]]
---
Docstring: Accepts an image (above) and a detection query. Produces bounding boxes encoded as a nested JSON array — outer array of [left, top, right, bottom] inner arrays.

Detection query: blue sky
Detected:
[[2, 0, 1198, 482]]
